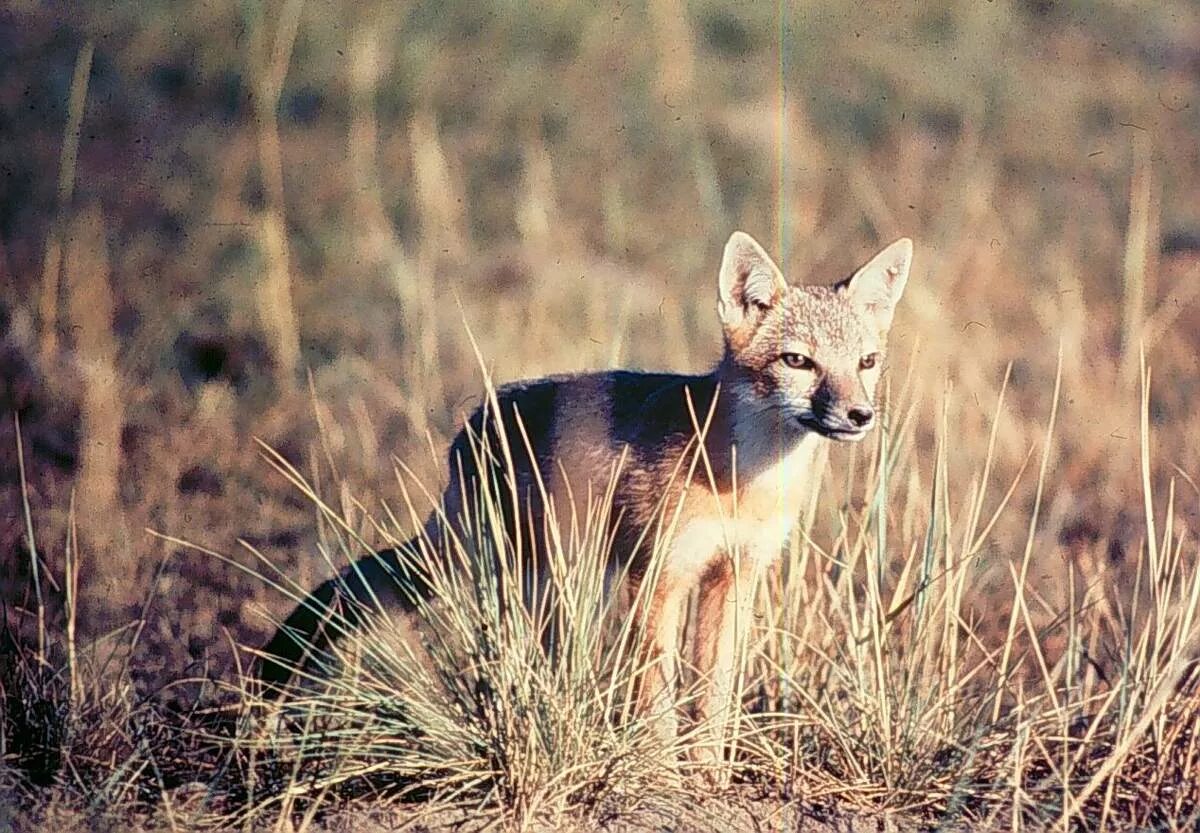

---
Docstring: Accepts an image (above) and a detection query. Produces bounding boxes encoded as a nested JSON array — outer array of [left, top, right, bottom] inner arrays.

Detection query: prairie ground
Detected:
[[2, 1, 1200, 830]]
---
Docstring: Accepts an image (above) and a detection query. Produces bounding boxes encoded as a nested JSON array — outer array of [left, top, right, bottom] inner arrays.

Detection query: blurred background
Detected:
[[2, 0, 1200, 693]]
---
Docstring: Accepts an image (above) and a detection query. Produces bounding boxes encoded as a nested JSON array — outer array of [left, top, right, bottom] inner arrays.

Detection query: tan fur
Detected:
[[260, 231, 913, 773]]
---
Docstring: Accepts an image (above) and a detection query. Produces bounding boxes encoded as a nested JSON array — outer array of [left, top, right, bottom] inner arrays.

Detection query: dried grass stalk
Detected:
[[64, 204, 123, 554], [38, 41, 93, 364], [410, 109, 468, 263]]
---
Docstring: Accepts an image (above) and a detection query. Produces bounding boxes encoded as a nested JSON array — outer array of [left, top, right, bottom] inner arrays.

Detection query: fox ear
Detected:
[[838, 238, 913, 336], [718, 231, 787, 331]]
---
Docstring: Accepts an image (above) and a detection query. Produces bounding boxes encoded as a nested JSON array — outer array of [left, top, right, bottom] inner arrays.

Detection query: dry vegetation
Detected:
[[3, 0, 1200, 830]]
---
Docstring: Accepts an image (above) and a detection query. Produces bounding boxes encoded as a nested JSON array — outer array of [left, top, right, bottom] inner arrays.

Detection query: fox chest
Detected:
[[664, 512, 798, 581], [661, 447, 819, 580]]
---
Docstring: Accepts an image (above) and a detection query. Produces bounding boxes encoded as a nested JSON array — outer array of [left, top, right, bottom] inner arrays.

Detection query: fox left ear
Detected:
[[837, 238, 913, 337], [718, 231, 788, 336]]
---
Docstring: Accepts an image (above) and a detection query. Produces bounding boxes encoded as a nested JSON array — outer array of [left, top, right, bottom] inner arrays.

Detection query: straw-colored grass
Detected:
[[38, 336, 1180, 832], [249, 0, 304, 395], [64, 205, 124, 560], [12, 337, 1196, 831], [37, 41, 93, 365]]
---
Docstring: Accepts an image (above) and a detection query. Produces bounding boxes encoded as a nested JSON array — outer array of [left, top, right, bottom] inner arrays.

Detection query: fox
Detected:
[[259, 230, 913, 765]]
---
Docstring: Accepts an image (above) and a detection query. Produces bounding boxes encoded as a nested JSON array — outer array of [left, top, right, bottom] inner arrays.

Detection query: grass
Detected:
[[231, 453, 677, 827], [3, 0, 1200, 829], [6, 348, 1198, 830]]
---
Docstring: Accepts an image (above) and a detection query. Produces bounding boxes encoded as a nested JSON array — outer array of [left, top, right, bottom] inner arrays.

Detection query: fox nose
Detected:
[[847, 406, 874, 428]]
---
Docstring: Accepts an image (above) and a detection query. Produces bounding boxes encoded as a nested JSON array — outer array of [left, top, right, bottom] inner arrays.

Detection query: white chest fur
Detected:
[[664, 432, 823, 581]]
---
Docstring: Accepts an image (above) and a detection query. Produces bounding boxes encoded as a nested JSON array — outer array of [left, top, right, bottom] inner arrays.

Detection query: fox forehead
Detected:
[[743, 284, 875, 362]]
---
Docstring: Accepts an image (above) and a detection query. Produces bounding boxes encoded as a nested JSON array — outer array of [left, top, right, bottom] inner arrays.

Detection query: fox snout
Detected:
[[846, 405, 875, 428], [805, 379, 876, 440]]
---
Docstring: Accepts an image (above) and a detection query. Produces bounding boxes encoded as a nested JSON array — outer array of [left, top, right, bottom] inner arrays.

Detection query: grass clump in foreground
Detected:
[[742, 356, 1200, 830], [4, 355, 1200, 832], [229, 436, 687, 828]]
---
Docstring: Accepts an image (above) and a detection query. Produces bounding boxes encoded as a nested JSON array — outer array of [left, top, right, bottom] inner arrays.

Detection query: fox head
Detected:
[[717, 231, 912, 442]]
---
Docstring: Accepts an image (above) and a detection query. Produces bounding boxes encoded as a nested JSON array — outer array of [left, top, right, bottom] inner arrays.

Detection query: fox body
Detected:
[[260, 231, 913, 761]]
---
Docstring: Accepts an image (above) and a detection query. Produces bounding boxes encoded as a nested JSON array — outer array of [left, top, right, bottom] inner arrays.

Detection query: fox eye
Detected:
[[781, 353, 816, 371], [860, 353, 879, 370]]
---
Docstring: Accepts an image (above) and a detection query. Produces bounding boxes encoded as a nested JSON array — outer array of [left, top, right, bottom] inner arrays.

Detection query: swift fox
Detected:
[[260, 231, 912, 760]]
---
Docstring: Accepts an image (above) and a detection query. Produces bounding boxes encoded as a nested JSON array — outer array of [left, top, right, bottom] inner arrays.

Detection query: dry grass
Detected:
[[64, 205, 123, 558], [3, 0, 1200, 830]]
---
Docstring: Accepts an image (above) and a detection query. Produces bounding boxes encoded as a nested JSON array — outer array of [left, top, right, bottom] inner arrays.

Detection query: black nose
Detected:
[[847, 406, 874, 428]]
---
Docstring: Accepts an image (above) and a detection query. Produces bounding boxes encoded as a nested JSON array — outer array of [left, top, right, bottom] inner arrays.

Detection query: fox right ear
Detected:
[[718, 231, 787, 334], [837, 238, 913, 338]]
